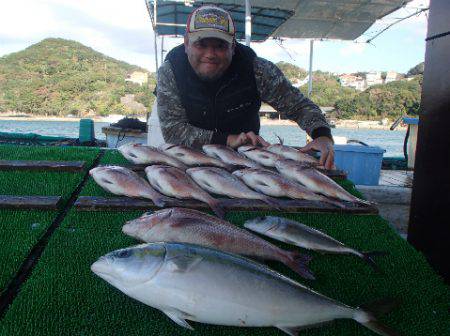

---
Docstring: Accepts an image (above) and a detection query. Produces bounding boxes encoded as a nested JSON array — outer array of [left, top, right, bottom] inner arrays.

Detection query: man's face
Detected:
[[184, 37, 234, 81]]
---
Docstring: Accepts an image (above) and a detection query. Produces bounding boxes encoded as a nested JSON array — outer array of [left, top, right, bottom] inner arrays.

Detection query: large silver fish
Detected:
[[145, 165, 225, 218], [232, 168, 344, 208], [118, 143, 188, 169], [237, 145, 282, 167], [244, 216, 386, 272], [122, 207, 314, 279], [276, 159, 371, 205], [202, 144, 261, 168], [265, 144, 320, 165], [158, 143, 232, 170], [89, 166, 167, 207], [91, 242, 399, 336], [186, 167, 282, 210]]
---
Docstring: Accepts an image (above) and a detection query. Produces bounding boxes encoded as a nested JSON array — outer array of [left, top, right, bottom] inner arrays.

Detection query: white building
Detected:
[[365, 71, 383, 87], [125, 71, 148, 86], [338, 74, 366, 91], [385, 71, 399, 83]]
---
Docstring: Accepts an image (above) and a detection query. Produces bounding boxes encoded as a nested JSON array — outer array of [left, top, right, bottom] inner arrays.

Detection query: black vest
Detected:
[[166, 43, 261, 135]]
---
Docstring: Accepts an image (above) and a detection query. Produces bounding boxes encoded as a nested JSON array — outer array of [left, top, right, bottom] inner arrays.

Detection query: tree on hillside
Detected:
[[335, 76, 422, 120], [276, 61, 307, 81], [0, 38, 156, 117], [407, 62, 424, 76]]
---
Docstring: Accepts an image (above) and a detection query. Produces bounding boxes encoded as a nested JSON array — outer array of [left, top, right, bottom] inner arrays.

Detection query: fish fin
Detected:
[[355, 299, 402, 336], [277, 326, 299, 336], [209, 199, 226, 219], [277, 322, 331, 336], [361, 251, 389, 273], [163, 309, 195, 330], [275, 134, 284, 145], [166, 255, 203, 273], [285, 251, 315, 280], [324, 198, 347, 209], [361, 321, 402, 336]]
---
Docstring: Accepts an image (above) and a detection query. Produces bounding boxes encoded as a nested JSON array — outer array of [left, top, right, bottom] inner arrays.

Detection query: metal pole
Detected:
[[308, 39, 314, 97], [245, 0, 252, 46], [153, 32, 159, 72], [161, 36, 165, 62], [153, 0, 159, 73]]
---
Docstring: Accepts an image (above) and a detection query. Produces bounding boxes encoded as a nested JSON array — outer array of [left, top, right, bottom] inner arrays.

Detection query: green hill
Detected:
[[0, 38, 155, 117], [277, 61, 422, 120]]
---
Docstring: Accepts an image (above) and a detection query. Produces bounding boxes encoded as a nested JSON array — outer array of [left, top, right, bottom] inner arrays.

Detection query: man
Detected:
[[156, 5, 335, 169]]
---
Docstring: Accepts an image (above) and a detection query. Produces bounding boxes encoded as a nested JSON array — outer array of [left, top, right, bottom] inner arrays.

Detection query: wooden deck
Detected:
[[357, 170, 413, 239], [379, 170, 414, 188]]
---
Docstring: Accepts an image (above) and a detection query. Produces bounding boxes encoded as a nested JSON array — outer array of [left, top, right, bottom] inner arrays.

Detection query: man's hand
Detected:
[[226, 131, 270, 149], [245, 131, 270, 147], [299, 136, 335, 170], [226, 132, 248, 148]]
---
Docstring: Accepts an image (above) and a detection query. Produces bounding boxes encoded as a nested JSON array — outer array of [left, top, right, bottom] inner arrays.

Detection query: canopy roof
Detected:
[[145, 0, 411, 41]]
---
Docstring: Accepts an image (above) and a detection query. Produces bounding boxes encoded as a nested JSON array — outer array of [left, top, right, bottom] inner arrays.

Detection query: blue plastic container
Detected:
[[333, 144, 385, 186]]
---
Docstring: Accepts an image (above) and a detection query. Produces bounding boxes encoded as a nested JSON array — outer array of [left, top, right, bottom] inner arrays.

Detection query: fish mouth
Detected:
[[91, 257, 111, 276], [122, 223, 136, 237]]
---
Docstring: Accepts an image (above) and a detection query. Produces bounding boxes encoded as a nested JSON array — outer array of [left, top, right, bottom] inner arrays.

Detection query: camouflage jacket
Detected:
[[157, 56, 330, 147]]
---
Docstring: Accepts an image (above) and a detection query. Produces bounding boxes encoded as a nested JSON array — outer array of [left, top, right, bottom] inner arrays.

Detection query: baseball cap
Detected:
[[186, 5, 235, 44]]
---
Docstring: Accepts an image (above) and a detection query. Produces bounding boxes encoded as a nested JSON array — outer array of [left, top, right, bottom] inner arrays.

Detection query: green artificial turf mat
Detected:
[[1, 210, 448, 335], [99, 149, 129, 165], [0, 145, 100, 204], [0, 210, 56, 293], [0, 145, 100, 162]]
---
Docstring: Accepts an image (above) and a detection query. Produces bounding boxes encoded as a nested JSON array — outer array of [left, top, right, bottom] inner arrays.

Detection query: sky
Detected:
[[0, 0, 429, 74]]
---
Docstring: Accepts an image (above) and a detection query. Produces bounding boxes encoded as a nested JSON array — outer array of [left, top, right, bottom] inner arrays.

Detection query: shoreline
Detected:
[[0, 114, 406, 131]]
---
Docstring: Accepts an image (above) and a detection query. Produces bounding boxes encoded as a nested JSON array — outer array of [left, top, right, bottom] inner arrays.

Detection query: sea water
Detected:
[[0, 120, 406, 157]]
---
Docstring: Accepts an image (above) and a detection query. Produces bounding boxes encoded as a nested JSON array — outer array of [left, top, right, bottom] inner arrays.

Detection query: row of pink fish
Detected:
[[90, 143, 371, 218]]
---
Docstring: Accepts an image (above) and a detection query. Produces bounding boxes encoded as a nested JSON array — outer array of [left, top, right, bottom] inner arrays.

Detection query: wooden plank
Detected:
[[0, 195, 62, 210], [105, 164, 347, 179], [0, 160, 85, 172], [75, 196, 378, 214]]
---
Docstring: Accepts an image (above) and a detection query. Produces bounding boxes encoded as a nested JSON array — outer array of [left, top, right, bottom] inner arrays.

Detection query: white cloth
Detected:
[[147, 100, 165, 147]]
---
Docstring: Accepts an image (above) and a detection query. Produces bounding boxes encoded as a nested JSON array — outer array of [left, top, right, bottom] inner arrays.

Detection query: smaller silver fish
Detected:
[[89, 166, 167, 207], [202, 144, 261, 168], [159, 143, 232, 170], [237, 145, 282, 167], [186, 167, 283, 209], [118, 143, 188, 169], [245, 216, 386, 272], [145, 165, 225, 218]]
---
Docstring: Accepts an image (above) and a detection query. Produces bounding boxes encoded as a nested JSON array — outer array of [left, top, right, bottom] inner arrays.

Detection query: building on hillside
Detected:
[[385, 71, 399, 83], [338, 74, 366, 91], [365, 71, 383, 87], [125, 71, 148, 86]]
